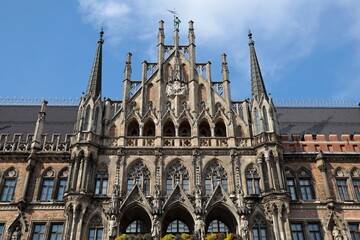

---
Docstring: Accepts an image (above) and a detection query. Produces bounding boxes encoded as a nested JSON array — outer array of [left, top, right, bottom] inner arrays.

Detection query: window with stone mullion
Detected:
[[308, 223, 322, 240], [246, 166, 260, 195], [166, 162, 189, 194], [127, 162, 150, 195], [252, 216, 267, 240], [205, 162, 227, 195], [353, 179, 360, 201], [94, 167, 108, 195], [291, 223, 305, 240], [336, 179, 350, 201]]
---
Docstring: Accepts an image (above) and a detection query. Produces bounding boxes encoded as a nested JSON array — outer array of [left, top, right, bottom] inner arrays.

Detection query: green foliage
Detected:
[[115, 233, 152, 240]]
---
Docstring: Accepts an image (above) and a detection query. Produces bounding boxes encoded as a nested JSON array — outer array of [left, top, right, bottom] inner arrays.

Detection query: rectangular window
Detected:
[[221, 179, 228, 192], [95, 179, 108, 195], [89, 228, 103, 240], [31, 224, 46, 240], [291, 223, 305, 240], [1, 179, 16, 201], [337, 179, 350, 201], [143, 179, 150, 195], [49, 224, 63, 240], [308, 223, 322, 240], [182, 179, 189, 193], [40, 179, 54, 201], [254, 179, 260, 194], [0, 224, 4, 240], [349, 223, 360, 240], [247, 179, 253, 195], [299, 179, 313, 200], [56, 179, 67, 200], [353, 180, 360, 201], [127, 179, 133, 194], [287, 179, 297, 200], [252, 228, 266, 240]]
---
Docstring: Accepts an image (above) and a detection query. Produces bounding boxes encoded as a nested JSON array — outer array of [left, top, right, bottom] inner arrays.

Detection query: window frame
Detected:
[[126, 162, 151, 195], [0, 223, 5, 240], [246, 165, 261, 195], [0, 168, 17, 202], [205, 162, 228, 195], [349, 222, 360, 240], [94, 167, 109, 196]]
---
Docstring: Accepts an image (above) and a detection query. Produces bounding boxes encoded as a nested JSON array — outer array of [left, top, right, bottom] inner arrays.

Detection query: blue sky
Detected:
[[1, 0, 360, 104]]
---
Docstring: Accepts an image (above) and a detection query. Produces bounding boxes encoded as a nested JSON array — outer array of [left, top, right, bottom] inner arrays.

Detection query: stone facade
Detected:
[[0, 20, 360, 240]]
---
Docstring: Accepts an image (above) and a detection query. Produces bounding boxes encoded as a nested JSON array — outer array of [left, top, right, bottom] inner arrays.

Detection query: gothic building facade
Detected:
[[0, 20, 360, 240]]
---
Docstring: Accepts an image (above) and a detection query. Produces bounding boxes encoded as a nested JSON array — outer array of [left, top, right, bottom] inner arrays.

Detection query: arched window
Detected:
[[39, 168, 55, 201], [335, 168, 350, 201], [163, 120, 175, 137], [298, 169, 315, 200], [127, 119, 140, 136], [127, 162, 150, 195], [56, 168, 69, 200], [205, 162, 227, 194], [285, 168, 297, 201], [0, 168, 17, 201], [179, 120, 191, 137], [254, 108, 261, 135], [252, 216, 267, 240], [262, 106, 269, 132], [199, 120, 211, 137], [84, 106, 91, 131], [166, 220, 190, 234], [126, 220, 147, 234], [246, 165, 260, 195], [143, 119, 155, 136], [93, 107, 100, 131], [166, 162, 189, 194], [207, 219, 229, 233], [95, 167, 108, 195], [214, 120, 227, 137], [88, 216, 103, 240], [351, 168, 360, 200]]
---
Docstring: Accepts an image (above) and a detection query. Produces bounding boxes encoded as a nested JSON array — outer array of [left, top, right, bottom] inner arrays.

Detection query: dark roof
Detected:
[[0, 105, 77, 141], [1, 105, 359, 139], [277, 107, 360, 136]]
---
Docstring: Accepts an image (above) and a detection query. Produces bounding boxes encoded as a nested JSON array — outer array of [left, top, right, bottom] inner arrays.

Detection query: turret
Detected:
[[221, 54, 231, 106]]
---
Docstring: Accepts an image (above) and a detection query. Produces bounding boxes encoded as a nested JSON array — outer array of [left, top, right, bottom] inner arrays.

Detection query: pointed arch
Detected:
[[93, 107, 100, 131], [204, 161, 228, 195], [94, 164, 108, 196], [143, 118, 155, 136], [165, 160, 189, 194], [297, 167, 315, 200], [179, 119, 191, 137], [126, 161, 151, 195], [83, 105, 91, 131], [56, 167, 69, 200], [205, 204, 237, 234], [214, 119, 227, 137], [39, 167, 56, 201], [245, 164, 260, 195], [251, 214, 268, 240], [162, 204, 194, 235], [120, 204, 152, 234], [285, 167, 297, 201], [262, 106, 269, 132], [88, 215, 104, 240], [0, 167, 17, 201], [127, 118, 140, 136], [199, 119, 211, 137], [163, 119, 175, 137]]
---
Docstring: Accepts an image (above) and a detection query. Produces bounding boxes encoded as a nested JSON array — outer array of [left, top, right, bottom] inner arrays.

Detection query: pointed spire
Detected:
[[221, 54, 229, 82], [188, 20, 195, 45], [86, 28, 104, 99], [248, 30, 268, 102], [158, 20, 165, 45]]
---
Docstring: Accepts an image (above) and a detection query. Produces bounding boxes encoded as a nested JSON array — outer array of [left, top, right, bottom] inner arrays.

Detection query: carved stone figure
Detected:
[[195, 216, 205, 240], [237, 185, 246, 212], [151, 215, 160, 240], [195, 185, 202, 214], [8, 226, 21, 240], [240, 215, 249, 240], [332, 226, 343, 240], [174, 16, 181, 30], [152, 185, 162, 215], [108, 215, 117, 237]]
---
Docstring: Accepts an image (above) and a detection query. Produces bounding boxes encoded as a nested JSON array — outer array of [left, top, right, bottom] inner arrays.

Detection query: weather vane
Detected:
[[167, 9, 181, 30]]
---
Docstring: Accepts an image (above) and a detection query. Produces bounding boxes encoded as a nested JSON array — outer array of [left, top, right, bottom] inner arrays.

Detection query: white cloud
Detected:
[[77, 0, 360, 100]]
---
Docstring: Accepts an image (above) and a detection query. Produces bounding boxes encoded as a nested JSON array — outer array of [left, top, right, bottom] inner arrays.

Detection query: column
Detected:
[[257, 158, 266, 192]]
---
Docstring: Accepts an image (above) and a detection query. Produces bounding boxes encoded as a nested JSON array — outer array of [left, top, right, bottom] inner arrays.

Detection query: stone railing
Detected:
[[0, 133, 72, 152]]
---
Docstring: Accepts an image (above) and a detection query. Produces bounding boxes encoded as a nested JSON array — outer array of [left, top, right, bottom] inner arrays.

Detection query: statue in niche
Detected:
[[332, 226, 343, 240], [108, 215, 117, 238], [166, 55, 188, 97], [236, 185, 246, 212], [195, 185, 202, 214], [8, 226, 21, 240], [151, 215, 160, 240], [152, 185, 162, 215], [240, 215, 249, 240], [195, 216, 205, 240]]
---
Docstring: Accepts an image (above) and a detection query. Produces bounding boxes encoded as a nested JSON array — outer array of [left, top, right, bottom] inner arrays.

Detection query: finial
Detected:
[[126, 52, 132, 64], [248, 29, 252, 40], [98, 27, 104, 43], [221, 53, 227, 64], [159, 20, 164, 29]]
